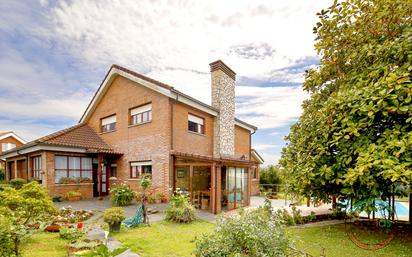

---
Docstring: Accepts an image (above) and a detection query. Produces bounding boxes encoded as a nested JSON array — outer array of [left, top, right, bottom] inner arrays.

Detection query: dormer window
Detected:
[[188, 114, 204, 134], [130, 103, 152, 126], [101, 115, 116, 133]]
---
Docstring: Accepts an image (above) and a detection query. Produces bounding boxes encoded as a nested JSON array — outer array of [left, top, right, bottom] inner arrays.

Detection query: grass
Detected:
[[288, 224, 412, 257], [21, 232, 67, 257], [113, 219, 214, 257]]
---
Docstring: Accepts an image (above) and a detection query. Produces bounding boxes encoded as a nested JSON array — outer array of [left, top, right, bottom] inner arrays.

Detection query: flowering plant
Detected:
[[110, 184, 134, 206]]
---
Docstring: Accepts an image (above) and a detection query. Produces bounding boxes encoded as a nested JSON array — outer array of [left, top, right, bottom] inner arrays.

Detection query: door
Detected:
[[100, 165, 109, 196], [92, 163, 99, 197], [227, 167, 248, 210]]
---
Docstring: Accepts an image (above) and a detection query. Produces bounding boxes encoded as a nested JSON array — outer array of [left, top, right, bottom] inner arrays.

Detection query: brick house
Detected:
[[0, 131, 26, 170], [0, 60, 263, 213]]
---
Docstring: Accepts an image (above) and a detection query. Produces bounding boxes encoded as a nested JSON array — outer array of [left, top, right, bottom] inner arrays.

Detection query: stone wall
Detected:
[[210, 61, 236, 157]]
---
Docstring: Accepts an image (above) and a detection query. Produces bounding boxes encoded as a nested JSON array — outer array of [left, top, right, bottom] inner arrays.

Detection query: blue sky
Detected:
[[0, 0, 331, 165]]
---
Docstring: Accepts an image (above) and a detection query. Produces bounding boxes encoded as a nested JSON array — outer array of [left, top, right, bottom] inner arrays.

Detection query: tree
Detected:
[[260, 165, 283, 185], [0, 182, 57, 256], [280, 0, 411, 206]]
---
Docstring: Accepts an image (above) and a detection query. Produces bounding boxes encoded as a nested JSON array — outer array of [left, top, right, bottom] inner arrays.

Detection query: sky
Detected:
[[0, 0, 332, 166]]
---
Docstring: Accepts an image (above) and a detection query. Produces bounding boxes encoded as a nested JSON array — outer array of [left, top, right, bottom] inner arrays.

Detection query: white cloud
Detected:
[[236, 85, 309, 129], [48, 0, 329, 78], [259, 152, 281, 167], [253, 144, 279, 151]]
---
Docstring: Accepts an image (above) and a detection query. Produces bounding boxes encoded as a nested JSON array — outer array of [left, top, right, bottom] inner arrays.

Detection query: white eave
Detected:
[[1, 144, 87, 159], [251, 149, 264, 164], [0, 132, 26, 144], [79, 66, 257, 133]]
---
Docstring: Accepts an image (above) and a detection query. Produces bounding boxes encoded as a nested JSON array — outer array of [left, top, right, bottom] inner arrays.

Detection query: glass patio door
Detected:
[[227, 167, 248, 210]]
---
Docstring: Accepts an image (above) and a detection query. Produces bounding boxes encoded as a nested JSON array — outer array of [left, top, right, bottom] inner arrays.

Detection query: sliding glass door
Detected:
[[227, 167, 248, 210]]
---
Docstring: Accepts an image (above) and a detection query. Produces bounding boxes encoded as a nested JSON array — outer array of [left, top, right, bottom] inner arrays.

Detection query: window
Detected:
[[130, 103, 152, 126], [54, 156, 93, 183], [130, 161, 152, 179], [31, 156, 42, 179], [252, 168, 258, 179], [101, 115, 116, 132], [2, 143, 16, 151], [188, 114, 204, 134], [110, 164, 117, 178]]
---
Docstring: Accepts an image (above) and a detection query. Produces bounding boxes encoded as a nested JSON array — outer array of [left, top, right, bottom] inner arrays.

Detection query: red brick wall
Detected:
[[234, 126, 251, 160], [0, 136, 24, 153], [172, 102, 214, 157], [86, 76, 171, 195]]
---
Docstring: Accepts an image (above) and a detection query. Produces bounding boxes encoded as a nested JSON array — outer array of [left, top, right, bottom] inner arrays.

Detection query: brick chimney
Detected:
[[210, 60, 236, 158]]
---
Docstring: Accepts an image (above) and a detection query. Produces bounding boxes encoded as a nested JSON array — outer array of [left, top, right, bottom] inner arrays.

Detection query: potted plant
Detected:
[[103, 207, 126, 232], [159, 193, 167, 203], [134, 191, 143, 203], [65, 191, 82, 201], [154, 192, 162, 204]]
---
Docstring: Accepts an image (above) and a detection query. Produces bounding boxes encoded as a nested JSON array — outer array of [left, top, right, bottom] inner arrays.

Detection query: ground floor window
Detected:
[[31, 156, 42, 180], [130, 161, 152, 178], [54, 156, 92, 183], [110, 163, 117, 178]]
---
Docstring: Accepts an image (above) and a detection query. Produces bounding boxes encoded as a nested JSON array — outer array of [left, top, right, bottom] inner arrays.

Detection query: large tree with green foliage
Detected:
[[0, 182, 57, 256], [280, 0, 412, 204]]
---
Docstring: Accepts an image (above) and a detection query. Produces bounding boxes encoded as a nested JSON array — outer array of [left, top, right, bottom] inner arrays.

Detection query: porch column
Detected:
[[216, 165, 222, 213], [4, 160, 8, 181], [14, 159, 17, 179], [211, 163, 216, 214], [248, 166, 252, 206]]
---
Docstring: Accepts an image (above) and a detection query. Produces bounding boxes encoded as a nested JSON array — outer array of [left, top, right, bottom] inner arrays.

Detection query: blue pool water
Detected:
[[343, 200, 409, 218]]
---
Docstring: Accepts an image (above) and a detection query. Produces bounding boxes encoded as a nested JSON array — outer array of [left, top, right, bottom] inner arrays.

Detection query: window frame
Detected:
[[54, 155, 93, 183], [31, 155, 42, 179], [187, 113, 205, 135], [129, 161, 152, 179], [100, 114, 117, 133], [129, 103, 152, 126]]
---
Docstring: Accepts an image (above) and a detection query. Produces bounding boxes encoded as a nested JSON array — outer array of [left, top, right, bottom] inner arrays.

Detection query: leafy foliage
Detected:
[[110, 184, 134, 206], [103, 207, 126, 225], [259, 165, 284, 185], [75, 244, 127, 257], [59, 226, 87, 241], [280, 0, 412, 204], [0, 181, 57, 256], [165, 191, 196, 223], [194, 208, 290, 257], [9, 178, 26, 189]]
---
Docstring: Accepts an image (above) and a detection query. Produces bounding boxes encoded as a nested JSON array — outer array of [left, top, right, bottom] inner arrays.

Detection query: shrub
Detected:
[[291, 206, 304, 225], [65, 191, 82, 197], [103, 207, 126, 225], [59, 177, 78, 184], [165, 192, 196, 223], [77, 177, 92, 183], [0, 216, 14, 257], [110, 184, 134, 206], [0, 182, 57, 256], [194, 209, 290, 257], [9, 178, 26, 189], [59, 226, 87, 241], [0, 167, 4, 181], [274, 209, 295, 226]]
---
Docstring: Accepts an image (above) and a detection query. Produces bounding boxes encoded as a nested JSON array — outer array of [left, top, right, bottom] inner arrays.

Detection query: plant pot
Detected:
[[67, 195, 81, 202], [109, 222, 121, 232]]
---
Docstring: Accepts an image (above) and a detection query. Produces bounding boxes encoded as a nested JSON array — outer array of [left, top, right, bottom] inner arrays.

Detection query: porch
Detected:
[[171, 151, 257, 214]]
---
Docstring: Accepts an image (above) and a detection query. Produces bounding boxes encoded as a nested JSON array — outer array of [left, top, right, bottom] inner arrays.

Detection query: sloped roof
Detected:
[[0, 131, 26, 144], [80, 64, 257, 132], [1, 124, 119, 157]]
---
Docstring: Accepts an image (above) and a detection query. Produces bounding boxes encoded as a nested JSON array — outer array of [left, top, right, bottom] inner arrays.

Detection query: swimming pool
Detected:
[[342, 200, 409, 218]]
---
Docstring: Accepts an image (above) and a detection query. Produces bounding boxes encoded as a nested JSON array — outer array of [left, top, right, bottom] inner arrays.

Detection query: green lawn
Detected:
[[21, 232, 67, 257], [113, 220, 214, 257], [20, 221, 412, 257], [289, 224, 412, 257]]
